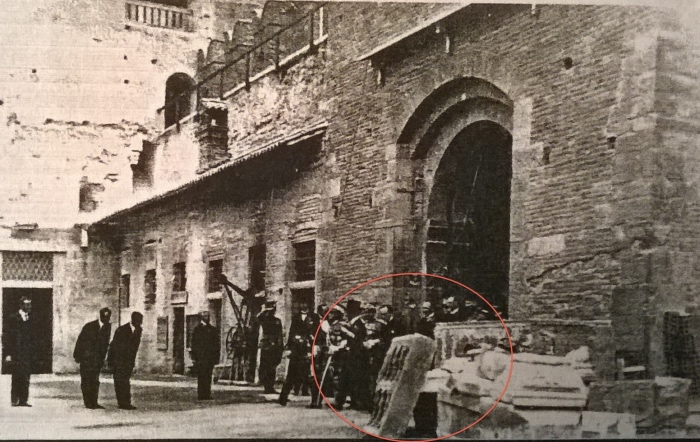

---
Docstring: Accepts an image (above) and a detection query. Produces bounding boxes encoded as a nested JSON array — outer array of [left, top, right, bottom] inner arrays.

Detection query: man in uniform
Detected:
[[362, 304, 385, 405], [378, 304, 405, 342], [413, 301, 438, 438], [306, 310, 333, 408], [5, 297, 34, 407], [278, 301, 319, 406], [344, 299, 369, 411], [257, 300, 284, 394], [441, 296, 468, 322], [73, 307, 112, 409], [326, 305, 354, 410], [191, 310, 220, 401], [107, 311, 143, 410]]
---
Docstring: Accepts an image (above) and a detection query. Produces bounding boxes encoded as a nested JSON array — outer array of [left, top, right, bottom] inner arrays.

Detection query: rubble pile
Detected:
[[426, 345, 694, 438], [427, 346, 590, 439]]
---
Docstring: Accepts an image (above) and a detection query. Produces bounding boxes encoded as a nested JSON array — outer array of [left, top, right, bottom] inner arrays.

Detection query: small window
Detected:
[[149, 0, 189, 7], [120, 274, 131, 308], [249, 245, 266, 292], [293, 240, 316, 282], [207, 259, 223, 293], [172, 262, 187, 292], [145, 269, 157, 305]]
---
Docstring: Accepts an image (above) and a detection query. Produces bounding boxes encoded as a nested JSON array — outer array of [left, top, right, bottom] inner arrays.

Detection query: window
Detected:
[[120, 274, 131, 308], [2, 252, 53, 281], [164, 73, 195, 127], [145, 269, 157, 305], [249, 245, 266, 292], [149, 0, 189, 7], [132, 141, 156, 192], [125, 1, 193, 32], [172, 262, 187, 292], [78, 176, 104, 213], [207, 259, 223, 293], [293, 241, 316, 282]]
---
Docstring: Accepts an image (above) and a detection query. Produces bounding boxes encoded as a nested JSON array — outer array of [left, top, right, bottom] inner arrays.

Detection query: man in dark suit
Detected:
[[257, 300, 283, 394], [278, 302, 319, 406], [4, 296, 34, 407], [191, 310, 220, 400], [107, 311, 143, 410], [73, 307, 112, 409], [413, 301, 438, 438], [401, 298, 420, 334]]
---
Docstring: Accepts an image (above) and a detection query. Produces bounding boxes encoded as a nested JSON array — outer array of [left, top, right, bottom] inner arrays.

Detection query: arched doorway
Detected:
[[164, 73, 195, 128], [425, 120, 512, 318]]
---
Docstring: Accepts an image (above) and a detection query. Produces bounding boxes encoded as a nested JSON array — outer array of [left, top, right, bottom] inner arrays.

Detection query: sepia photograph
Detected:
[[1, 0, 700, 439]]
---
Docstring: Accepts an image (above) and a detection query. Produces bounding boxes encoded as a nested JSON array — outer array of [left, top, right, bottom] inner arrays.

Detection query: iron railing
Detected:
[[160, 3, 327, 128]]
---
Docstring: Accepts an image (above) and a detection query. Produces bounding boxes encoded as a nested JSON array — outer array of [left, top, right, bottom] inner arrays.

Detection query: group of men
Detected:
[[263, 295, 491, 436], [4, 295, 221, 409], [73, 308, 143, 409], [3, 297, 144, 409], [269, 297, 447, 411], [4, 290, 483, 433]]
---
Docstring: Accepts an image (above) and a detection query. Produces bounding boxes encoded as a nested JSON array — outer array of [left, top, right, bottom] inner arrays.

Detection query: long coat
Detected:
[[259, 313, 284, 367], [191, 323, 220, 368], [107, 323, 142, 373], [286, 312, 320, 359], [74, 320, 111, 369], [5, 312, 34, 371]]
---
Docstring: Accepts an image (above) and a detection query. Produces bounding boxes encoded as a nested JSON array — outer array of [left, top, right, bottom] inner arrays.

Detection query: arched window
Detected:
[[164, 73, 195, 128]]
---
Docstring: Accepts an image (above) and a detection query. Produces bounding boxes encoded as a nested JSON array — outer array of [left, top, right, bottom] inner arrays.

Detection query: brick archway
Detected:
[[392, 77, 516, 316]]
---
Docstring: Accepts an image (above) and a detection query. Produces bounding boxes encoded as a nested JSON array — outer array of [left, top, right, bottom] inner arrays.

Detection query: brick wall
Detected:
[[317, 4, 665, 321], [72, 2, 700, 379]]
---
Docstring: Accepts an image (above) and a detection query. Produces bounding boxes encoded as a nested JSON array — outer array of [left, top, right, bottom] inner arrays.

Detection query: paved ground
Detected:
[[0, 374, 369, 439]]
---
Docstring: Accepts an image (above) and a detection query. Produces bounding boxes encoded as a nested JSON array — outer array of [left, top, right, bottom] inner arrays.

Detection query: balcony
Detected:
[[125, 0, 194, 32]]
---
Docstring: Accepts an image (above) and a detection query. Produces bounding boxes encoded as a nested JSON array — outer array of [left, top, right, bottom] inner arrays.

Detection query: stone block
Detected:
[[527, 234, 566, 257], [498, 360, 587, 406], [588, 377, 692, 433], [581, 411, 637, 438], [654, 376, 691, 430], [587, 380, 656, 426], [365, 334, 437, 439]]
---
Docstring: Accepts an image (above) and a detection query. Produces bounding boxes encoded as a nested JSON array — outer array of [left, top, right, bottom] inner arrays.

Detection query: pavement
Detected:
[[0, 374, 370, 439]]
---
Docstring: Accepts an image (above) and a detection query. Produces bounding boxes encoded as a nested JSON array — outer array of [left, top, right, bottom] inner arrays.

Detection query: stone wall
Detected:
[[92, 152, 325, 373], [0, 0, 205, 227], [643, 11, 700, 377]]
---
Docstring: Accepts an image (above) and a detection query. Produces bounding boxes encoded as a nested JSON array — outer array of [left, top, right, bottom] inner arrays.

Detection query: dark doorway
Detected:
[[173, 307, 185, 375], [2, 288, 53, 374], [291, 289, 315, 316], [164, 73, 195, 127], [426, 121, 512, 317], [209, 299, 222, 336]]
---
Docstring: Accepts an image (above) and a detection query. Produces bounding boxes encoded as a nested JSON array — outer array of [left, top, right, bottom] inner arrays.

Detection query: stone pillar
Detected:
[[365, 334, 437, 438]]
